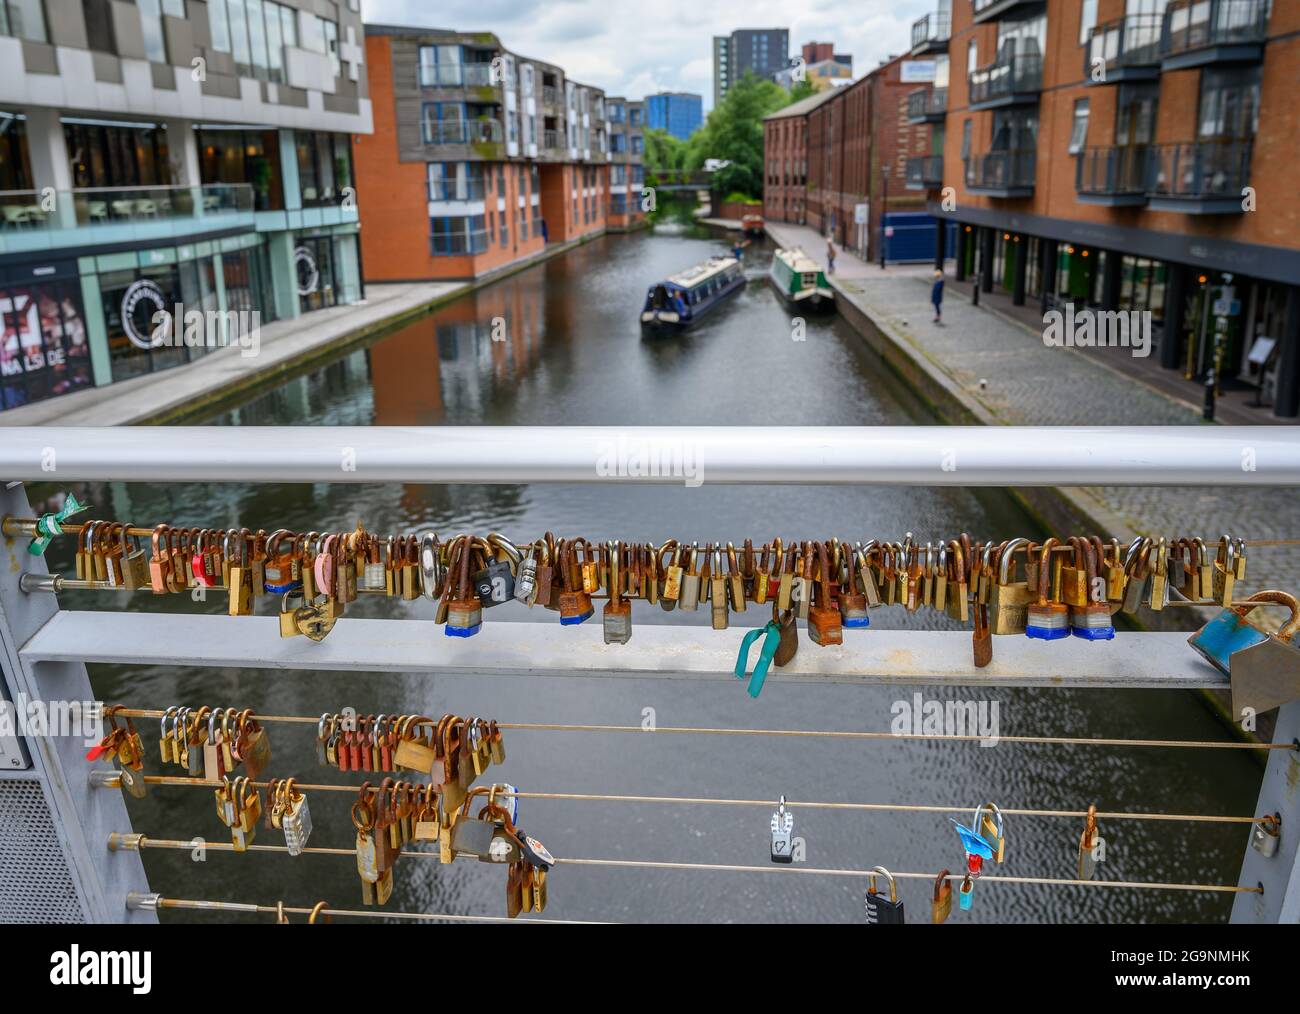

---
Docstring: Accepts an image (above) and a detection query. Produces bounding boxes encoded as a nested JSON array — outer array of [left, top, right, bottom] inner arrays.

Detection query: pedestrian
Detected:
[[826, 237, 836, 275], [931, 269, 945, 324]]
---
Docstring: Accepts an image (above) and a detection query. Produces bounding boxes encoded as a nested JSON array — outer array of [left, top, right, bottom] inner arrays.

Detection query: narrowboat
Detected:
[[741, 212, 765, 237], [768, 247, 834, 311], [640, 256, 745, 331]]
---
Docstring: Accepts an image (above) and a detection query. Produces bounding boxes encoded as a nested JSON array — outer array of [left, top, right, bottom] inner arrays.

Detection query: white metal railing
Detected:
[[1, 426, 1298, 484]]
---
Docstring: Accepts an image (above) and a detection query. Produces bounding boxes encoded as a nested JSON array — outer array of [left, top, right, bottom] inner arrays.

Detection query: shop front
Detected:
[[0, 260, 93, 411]]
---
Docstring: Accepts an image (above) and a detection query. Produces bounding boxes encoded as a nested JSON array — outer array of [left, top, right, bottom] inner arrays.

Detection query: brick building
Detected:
[[764, 55, 937, 262], [356, 26, 643, 283], [907, 0, 1299, 416]]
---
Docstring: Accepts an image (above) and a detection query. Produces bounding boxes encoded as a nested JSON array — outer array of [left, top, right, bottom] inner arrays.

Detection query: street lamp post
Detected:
[[879, 164, 890, 271]]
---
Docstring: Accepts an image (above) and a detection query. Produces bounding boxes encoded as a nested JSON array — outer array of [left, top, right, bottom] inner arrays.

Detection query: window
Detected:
[[430, 215, 487, 255], [63, 119, 171, 188], [0, 0, 48, 42], [967, 40, 978, 75], [294, 131, 352, 206], [82, 0, 117, 54], [419, 45, 462, 87], [1116, 82, 1159, 146], [427, 162, 485, 201], [322, 19, 339, 78], [1068, 100, 1090, 154], [960, 119, 972, 160], [1198, 66, 1261, 140], [246, 0, 270, 80], [198, 128, 284, 211], [137, 0, 168, 62], [0, 274, 92, 412], [421, 103, 465, 145], [1079, 0, 1098, 45], [630, 135, 643, 155]]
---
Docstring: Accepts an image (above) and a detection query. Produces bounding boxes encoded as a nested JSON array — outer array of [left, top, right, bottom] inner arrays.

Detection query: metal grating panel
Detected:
[[0, 779, 85, 923]]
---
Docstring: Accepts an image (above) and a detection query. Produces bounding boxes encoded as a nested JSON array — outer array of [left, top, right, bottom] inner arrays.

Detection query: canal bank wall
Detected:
[[0, 228, 621, 428]]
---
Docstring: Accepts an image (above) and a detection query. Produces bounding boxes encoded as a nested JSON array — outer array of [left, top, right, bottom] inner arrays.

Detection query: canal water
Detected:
[[40, 218, 1261, 923]]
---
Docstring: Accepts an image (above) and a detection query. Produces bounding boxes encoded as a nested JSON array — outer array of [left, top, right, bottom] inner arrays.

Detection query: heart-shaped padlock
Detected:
[[293, 599, 337, 641]]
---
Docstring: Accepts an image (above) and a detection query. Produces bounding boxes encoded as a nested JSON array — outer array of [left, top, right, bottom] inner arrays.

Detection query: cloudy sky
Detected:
[[360, 0, 934, 108]]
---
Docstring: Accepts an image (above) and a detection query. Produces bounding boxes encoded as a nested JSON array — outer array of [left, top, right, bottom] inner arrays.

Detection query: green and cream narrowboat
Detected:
[[768, 247, 834, 311]]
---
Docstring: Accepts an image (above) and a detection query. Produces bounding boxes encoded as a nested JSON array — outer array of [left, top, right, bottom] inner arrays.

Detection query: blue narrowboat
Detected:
[[640, 255, 745, 332]]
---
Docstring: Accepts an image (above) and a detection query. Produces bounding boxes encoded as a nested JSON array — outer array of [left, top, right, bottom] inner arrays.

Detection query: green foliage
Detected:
[[788, 79, 818, 103], [723, 191, 761, 205]]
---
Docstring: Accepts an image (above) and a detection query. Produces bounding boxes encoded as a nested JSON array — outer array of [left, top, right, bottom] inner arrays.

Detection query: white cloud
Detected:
[[360, 0, 932, 108]]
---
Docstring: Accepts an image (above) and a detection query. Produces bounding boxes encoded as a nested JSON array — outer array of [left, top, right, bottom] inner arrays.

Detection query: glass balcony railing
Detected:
[[965, 150, 1036, 192], [968, 51, 1043, 107], [911, 11, 952, 50], [420, 119, 504, 146], [419, 62, 497, 88], [1075, 145, 1152, 198], [1148, 140, 1252, 200], [972, 0, 1039, 22], [1161, 0, 1270, 60], [542, 85, 561, 106], [0, 184, 253, 242], [1086, 13, 1164, 77], [906, 87, 948, 121], [906, 156, 944, 188], [543, 129, 565, 150]]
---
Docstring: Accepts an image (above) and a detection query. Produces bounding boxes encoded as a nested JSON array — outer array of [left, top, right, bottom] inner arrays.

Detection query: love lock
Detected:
[[294, 597, 338, 641], [1189, 590, 1300, 714]]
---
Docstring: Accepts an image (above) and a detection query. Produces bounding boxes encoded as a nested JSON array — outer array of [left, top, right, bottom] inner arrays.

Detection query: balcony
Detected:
[[910, 11, 951, 55], [418, 63, 497, 88], [968, 52, 1042, 110], [906, 87, 948, 123], [906, 156, 944, 190], [1147, 140, 1252, 214], [1074, 146, 1152, 206], [542, 85, 561, 106], [542, 129, 565, 151], [1085, 14, 1163, 83], [0, 184, 254, 255], [964, 150, 1035, 197], [1160, 0, 1269, 71], [421, 118, 504, 154], [972, 0, 1045, 25]]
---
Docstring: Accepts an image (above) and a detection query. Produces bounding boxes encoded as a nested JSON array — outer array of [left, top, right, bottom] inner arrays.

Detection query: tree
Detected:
[[685, 72, 812, 200], [643, 127, 688, 188]]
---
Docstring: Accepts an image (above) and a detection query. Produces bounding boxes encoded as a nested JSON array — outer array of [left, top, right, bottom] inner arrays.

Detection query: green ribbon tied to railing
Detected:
[[27, 494, 89, 556], [734, 619, 782, 699]]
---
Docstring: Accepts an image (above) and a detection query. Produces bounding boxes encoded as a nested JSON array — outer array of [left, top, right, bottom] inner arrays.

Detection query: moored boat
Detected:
[[640, 256, 745, 332], [741, 212, 765, 237], [768, 247, 834, 311]]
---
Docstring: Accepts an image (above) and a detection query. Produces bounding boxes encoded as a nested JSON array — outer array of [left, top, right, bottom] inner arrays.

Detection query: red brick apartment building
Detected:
[[356, 26, 644, 283], [764, 56, 937, 261], [901, 0, 1299, 416]]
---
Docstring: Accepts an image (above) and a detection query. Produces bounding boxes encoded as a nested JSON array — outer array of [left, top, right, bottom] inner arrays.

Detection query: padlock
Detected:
[[264, 529, 301, 594], [556, 540, 593, 625], [770, 796, 794, 864], [475, 533, 519, 607], [1120, 537, 1150, 615], [119, 521, 149, 591], [726, 542, 747, 614], [226, 530, 253, 617], [859, 542, 883, 609], [678, 543, 701, 611], [945, 537, 969, 622], [602, 540, 632, 644], [807, 542, 843, 646], [1251, 814, 1280, 858], [362, 537, 386, 591], [1212, 592, 1300, 716], [281, 781, 313, 856], [706, 544, 729, 630], [1068, 537, 1115, 641], [1188, 590, 1300, 677], [1078, 804, 1100, 880], [148, 523, 173, 594], [863, 866, 905, 924], [958, 874, 974, 911], [419, 533, 444, 601], [445, 535, 484, 637], [838, 542, 870, 628], [1211, 535, 1236, 606], [977, 802, 1005, 864], [1025, 539, 1069, 641], [1148, 537, 1169, 611], [990, 537, 1033, 634], [514, 540, 538, 604], [931, 869, 952, 924]]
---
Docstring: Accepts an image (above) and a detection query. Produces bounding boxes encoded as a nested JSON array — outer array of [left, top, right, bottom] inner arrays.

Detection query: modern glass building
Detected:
[[0, 0, 371, 413], [645, 92, 702, 140]]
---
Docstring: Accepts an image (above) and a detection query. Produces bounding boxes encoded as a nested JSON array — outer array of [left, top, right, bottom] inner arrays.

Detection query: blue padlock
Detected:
[[1188, 590, 1300, 677], [1025, 539, 1069, 640], [958, 874, 974, 911]]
